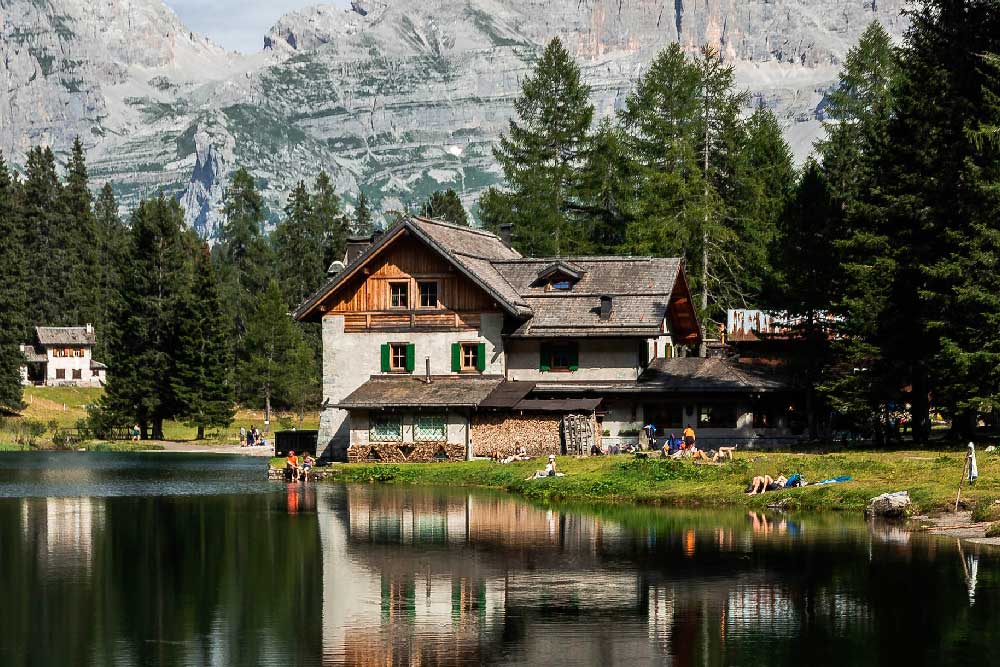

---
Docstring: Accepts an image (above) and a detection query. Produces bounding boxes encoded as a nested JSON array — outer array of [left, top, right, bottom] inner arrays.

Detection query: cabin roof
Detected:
[[639, 358, 790, 393], [335, 375, 506, 409], [35, 326, 95, 347]]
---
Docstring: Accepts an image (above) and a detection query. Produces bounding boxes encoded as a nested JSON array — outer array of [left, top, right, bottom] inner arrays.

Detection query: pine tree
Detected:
[[20, 146, 65, 326], [172, 245, 235, 439], [843, 0, 1000, 442], [354, 191, 374, 235], [100, 196, 193, 440], [93, 183, 127, 361], [272, 181, 315, 307], [576, 118, 633, 252], [238, 280, 317, 425], [216, 167, 272, 396], [735, 105, 796, 302], [420, 189, 468, 226], [312, 171, 349, 272], [0, 153, 26, 413], [486, 37, 594, 256], [59, 137, 101, 326]]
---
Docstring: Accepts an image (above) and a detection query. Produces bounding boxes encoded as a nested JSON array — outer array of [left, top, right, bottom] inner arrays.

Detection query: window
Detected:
[[381, 343, 415, 373], [414, 415, 447, 442], [418, 281, 438, 308], [452, 342, 486, 372], [540, 342, 579, 372], [699, 404, 738, 429], [72, 369, 82, 380], [551, 280, 572, 290], [644, 404, 685, 433], [74, 349, 84, 358], [389, 282, 409, 309], [55, 369, 65, 380], [370, 415, 402, 442]]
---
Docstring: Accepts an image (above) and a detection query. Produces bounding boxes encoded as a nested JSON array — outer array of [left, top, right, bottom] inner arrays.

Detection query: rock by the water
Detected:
[[866, 491, 912, 519]]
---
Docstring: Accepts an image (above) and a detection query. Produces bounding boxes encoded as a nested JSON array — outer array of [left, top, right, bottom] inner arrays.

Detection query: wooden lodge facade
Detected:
[[294, 217, 802, 463]]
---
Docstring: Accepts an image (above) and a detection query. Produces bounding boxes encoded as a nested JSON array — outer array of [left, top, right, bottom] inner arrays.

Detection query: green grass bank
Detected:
[[278, 449, 1000, 515]]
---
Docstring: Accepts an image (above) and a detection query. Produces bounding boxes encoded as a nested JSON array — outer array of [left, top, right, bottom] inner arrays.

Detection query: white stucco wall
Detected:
[[505, 338, 645, 382], [44, 347, 103, 387], [317, 312, 504, 460]]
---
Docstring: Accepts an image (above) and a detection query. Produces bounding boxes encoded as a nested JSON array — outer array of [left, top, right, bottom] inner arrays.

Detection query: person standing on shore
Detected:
[[239, 426, 247, 447]]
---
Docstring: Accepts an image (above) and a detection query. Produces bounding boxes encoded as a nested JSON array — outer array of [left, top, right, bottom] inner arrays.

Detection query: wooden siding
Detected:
[[323, 236, 500, 330]]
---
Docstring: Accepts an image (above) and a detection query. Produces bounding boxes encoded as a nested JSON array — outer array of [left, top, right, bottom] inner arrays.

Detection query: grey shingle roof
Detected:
[[293, 217, 530, 321], [35, 326, 96, 346], [639, 358, 789, 393], [492, 258, 683, 337], [335, 375, 506, 409], [21, 345, 47, 363]]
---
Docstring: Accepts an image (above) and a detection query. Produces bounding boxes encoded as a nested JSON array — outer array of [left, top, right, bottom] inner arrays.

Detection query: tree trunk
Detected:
[[910, 370, 931, 444], [196, 424, 205, 440], [265, 391, 272, 435], [699, 107, 710, 359], [152, 417, 165, 441]]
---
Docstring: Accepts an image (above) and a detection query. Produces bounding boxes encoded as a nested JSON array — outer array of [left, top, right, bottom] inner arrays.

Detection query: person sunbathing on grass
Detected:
[[746, 475, 787, 495]]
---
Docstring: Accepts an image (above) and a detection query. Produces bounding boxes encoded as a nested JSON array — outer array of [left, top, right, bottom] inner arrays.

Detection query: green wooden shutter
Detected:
[[568, 343, 579, 372], [380, 344, 390, 373], [476, 342, 487, 372], [539, 343, 550, 372], [451, 343, 461, 373], [405, 343, 416, 372]]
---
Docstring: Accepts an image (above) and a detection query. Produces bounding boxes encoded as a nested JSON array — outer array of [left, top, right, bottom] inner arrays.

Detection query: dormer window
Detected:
[[536, 260, 584, 291]]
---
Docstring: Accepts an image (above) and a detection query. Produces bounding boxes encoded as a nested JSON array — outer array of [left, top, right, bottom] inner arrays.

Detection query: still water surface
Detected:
[[0, 453, 996, 666]]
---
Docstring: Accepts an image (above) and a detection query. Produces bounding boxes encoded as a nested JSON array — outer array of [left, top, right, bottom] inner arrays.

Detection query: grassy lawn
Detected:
[[306, 449, 1000, 515], [2, 387, 319, 447]]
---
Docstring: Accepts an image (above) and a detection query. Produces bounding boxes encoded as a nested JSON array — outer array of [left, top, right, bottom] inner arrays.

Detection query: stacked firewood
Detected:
[[471, 414, 562, 458]]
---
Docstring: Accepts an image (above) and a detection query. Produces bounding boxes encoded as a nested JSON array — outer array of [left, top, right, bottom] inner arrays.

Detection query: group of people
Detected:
[[491, 446, 532, 464], [658, 425, 736, 463], [239, 426, 267, 448], [285, 450, 315, 481]]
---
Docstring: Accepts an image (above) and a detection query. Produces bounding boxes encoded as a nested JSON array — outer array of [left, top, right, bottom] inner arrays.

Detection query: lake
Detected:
[[0, 453, 996, 666]]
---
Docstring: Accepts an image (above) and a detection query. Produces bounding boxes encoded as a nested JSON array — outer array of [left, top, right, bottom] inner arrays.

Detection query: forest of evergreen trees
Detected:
[[0, 0, 996, 444], [480, 1, 999, 442]]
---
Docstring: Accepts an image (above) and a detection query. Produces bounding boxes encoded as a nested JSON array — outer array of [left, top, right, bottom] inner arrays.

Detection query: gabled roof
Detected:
[[21, 345, 47, 363], [293, 217, 530, 321], [536, 260, 584, 283], [492, 257, 694, 338], [35, 326, 96, 346]]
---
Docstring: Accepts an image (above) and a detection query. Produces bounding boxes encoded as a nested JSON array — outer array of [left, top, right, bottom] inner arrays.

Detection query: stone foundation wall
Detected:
[[347, 441, 466, 463], [470, 414, 563, 458]]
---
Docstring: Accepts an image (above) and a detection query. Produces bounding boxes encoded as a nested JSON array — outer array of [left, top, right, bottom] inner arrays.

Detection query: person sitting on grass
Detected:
[[590, 443, 603, 456], [688, 443, 710, 461], [746, 474, 787, 495], [286, 450, 299, 480]]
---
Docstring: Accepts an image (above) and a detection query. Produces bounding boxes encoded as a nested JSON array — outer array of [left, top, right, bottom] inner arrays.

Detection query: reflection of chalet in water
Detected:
[[294, 218, 801, 462]]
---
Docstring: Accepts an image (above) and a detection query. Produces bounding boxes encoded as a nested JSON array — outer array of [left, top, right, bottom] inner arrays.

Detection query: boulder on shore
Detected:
[[866, 491, 912, 519]]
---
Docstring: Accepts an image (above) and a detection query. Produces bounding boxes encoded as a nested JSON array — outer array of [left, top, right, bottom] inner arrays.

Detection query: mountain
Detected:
[[0, 0, 908, 236]]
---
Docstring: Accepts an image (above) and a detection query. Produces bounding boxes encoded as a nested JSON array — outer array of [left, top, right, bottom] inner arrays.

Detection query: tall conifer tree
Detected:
[[0, 153, 26, 413], [484, 37, 594, 256], [93, 183, 126, 361], [420, 190, 468, 226], [21, 147, 64, 325], [172, 245, 235, 439], [60, 137, 101, 326]]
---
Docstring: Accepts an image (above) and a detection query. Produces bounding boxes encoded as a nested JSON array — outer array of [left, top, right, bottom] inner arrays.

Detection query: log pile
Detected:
[[347, 441, 466, 463], [471, 414, 562, 458]]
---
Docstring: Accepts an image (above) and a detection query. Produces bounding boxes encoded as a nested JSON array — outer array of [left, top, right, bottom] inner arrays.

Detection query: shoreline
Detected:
[[278, 450, 1000, 544]]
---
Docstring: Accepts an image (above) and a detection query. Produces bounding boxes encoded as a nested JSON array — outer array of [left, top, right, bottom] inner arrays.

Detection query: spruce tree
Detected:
[[20, 146, 64, 325], [0, 153, 26, 413], [100, 196, 192, 440], [312, 171, 349, 272], [420, 189, 468, 226], [486, 37, 594, 256], [93, 183, 127, 361], [59, 137, 101, 326], [216, 168, 272, 396], [238, 280, 317, 425], [354, 191, 374, 235], [172, 245, 235, 439], [576, 118, 632, 252], [272, 181, 315, 307]]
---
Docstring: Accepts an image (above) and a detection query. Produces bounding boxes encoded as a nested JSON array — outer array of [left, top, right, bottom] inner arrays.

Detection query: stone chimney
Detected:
[[599, 296, 613, 321], [499, 223, 513, 248], [85, 323, 94, 335]]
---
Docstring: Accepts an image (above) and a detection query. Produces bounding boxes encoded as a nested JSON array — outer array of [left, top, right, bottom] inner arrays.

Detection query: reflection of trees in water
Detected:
[[331, 484, 1000, 666], [0, 491, 323, 665]]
